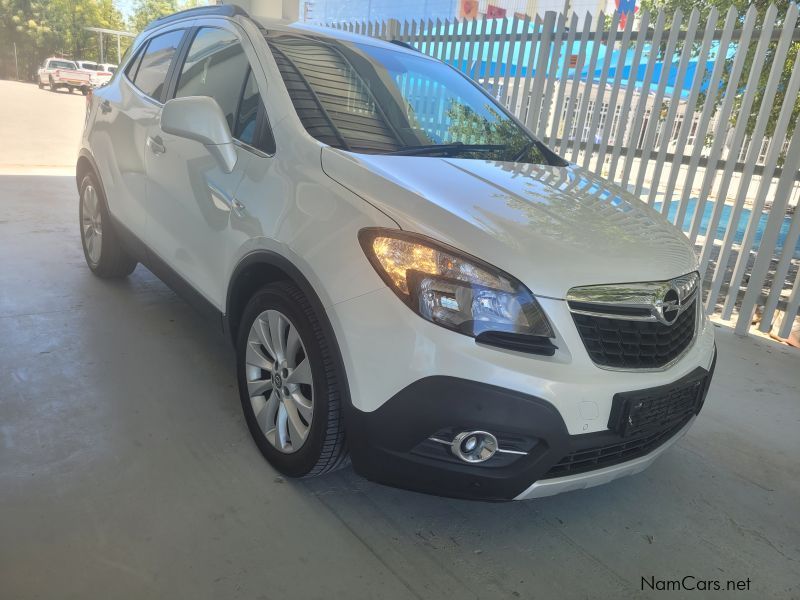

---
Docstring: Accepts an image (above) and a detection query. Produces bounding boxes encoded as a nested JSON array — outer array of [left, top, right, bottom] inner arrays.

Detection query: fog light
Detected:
[[451, 431, 498, 463]]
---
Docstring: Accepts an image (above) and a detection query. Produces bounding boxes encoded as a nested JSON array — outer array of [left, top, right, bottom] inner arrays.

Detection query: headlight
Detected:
[[358, 229, 554, 342]]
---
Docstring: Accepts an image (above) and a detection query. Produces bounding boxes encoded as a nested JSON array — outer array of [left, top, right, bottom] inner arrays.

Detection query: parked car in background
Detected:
[[76, 5, 716, 501], [38, 58, 92, 94], [99, 63, 118, 74], [76, 60, 114, 87]]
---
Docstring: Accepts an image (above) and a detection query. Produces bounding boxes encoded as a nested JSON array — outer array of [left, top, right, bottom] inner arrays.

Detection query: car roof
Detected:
[[142, 5, 426, 60], [254, 19, 429, 59]]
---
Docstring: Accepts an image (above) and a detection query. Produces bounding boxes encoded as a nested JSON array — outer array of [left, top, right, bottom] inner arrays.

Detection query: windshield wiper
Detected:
[[384, 142, 508, 156]]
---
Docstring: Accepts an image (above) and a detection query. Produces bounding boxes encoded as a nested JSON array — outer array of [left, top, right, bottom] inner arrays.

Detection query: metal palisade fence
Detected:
[[321, 5, 800, 339]]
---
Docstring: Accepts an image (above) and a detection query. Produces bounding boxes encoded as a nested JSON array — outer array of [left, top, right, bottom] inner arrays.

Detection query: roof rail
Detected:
[[143, 4, 250, 32], [389, 39, 418, 51]]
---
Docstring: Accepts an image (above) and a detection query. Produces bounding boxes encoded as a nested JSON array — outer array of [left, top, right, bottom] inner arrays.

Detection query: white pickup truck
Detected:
[[37, 58, 92, 95], [76, 60, 115, 88]]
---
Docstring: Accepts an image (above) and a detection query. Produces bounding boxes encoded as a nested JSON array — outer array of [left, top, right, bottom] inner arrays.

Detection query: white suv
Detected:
[[77, 6, 716, 500]]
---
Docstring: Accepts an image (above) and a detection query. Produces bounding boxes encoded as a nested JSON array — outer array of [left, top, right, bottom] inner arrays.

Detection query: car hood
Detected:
[[321, 149, 698, 299]]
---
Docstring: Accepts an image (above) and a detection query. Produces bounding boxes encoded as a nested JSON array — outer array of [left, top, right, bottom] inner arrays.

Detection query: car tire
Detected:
[[38, 79, 43, 89], [78, 173, 137, 278], [81, 87, 89, 96], [236, 281, 348, 478], [49, 76, 57, 92]]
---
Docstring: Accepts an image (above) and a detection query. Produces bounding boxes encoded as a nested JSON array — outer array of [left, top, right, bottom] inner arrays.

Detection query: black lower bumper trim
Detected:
[[346, 349, 716, 501]]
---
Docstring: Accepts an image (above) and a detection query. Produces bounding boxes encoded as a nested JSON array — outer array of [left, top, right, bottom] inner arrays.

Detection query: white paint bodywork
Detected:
[[80, 14, 715, 494]]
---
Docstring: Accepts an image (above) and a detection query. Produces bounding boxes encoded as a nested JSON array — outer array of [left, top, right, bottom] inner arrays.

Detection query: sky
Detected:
[[115, 0, 136, 19]]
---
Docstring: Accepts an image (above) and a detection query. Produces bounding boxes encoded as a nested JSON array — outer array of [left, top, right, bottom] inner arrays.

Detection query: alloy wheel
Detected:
[[245, 309, 314, 453], [81, 184, 102, 265]]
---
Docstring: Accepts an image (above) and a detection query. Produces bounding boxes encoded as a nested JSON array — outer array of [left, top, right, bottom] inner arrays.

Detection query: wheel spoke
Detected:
[[86, 233, 95, 259], [289, 389, 313, 422], [285, 358, 312, 386], [256, 391, 279, 436], [276, 402, 289, 449], [283, 399, 308, 445], [285, 326, 301, 362], [246, 341, 272, 371], [88, 187, 98, 214], [247, 377, 272, 397], [268, 311, 287, 361], [255, 317, 277, 361]]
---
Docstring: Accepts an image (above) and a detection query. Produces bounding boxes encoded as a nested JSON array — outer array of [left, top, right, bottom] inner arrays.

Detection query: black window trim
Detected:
[[169, 24, 276, 158], [122, 27, 190, 105]]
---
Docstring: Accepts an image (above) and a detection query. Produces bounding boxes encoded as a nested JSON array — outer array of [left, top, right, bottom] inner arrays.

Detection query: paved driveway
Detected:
[[0, 78, 798, 599], [0, 80, 85, 174]]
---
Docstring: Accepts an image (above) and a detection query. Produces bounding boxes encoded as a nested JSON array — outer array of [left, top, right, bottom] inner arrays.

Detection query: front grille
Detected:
[[571, 300, 696, 369], [543, 416, 691, 478]]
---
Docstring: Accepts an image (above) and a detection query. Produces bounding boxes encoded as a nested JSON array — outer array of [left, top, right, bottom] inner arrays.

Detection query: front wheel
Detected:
[[38, 79, 43, 89], [236, 281, 348, 478], [79, 173, 137, 278], [48, 76, 57, 91]]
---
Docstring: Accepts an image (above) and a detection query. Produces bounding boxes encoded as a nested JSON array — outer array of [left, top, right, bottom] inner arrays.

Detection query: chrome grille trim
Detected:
[[567, 272, 701, 371], [566, 272, 699, 323]]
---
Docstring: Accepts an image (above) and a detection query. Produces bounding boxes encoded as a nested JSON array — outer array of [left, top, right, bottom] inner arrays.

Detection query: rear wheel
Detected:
[[81, 87, 89, 96], [79, 173, 137, 278], [38, 79, 43, 89], [236, 282, 348, 478]]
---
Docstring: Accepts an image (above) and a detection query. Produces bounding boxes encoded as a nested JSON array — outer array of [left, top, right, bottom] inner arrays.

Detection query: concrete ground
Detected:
[[1, 80, 799, 600], [0, 80, 85, 175]]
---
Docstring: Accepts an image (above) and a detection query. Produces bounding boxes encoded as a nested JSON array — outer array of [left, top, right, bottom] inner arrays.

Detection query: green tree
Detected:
[[43, 0, 126, 62], [0, 0, 52, 79], [130, 0, 177, 32], [129, 0, 209, 33], [639, 0, 799, 144]]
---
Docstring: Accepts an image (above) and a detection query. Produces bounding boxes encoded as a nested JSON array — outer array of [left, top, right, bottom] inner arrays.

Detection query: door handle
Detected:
[[100, 100, 111, 114], [147, 135, 166, 155]]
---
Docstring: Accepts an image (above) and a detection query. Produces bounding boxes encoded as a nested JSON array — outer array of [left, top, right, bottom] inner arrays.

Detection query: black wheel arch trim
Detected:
[[224, 250, 355, 415], [76, 149, 102, 193]]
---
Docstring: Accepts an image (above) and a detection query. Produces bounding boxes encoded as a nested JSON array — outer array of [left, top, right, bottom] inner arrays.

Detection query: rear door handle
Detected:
[[147, 135, 166, 155]]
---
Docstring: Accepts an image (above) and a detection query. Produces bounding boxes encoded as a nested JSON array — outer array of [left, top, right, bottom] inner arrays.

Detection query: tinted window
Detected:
[[49, 60, 77, 69], [266, 33, 557, 164], [176, 28, 249, 131], [176, 27, 274, 154], [131, 29, 184, 100]]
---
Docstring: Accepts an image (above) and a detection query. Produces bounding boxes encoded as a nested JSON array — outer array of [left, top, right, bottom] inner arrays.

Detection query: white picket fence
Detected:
[[321, 5, 800, 338]]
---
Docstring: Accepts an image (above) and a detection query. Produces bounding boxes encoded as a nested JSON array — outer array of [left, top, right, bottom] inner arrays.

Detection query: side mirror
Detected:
[[161, 96, 237, 173]]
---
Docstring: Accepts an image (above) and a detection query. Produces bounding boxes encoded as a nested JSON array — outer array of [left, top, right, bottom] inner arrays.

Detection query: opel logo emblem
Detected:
[[273, 373, 282, 388], [656, 288, 681, 325]]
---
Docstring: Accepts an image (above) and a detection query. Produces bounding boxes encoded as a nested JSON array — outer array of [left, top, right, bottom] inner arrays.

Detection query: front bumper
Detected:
[[329, 284, 716, 500], [345, 353, 715, 501]]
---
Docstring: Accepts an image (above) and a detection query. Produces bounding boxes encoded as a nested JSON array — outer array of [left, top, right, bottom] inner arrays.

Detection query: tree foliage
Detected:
[[0, 0, 127, 79], [0, 0, 206, 80], [639, 0, 799, 144]]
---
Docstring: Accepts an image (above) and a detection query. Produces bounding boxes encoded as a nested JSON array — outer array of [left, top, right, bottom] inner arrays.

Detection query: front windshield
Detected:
[[266, 32, 559, 164]]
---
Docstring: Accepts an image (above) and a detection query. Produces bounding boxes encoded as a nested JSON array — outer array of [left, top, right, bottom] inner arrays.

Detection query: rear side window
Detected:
[[128, 29, 184, 100], [175, 27, 275, 154]]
